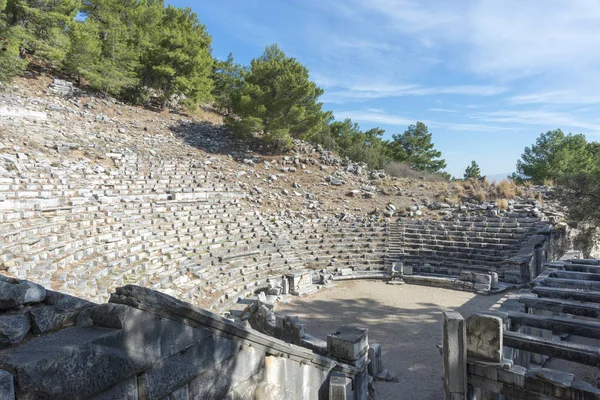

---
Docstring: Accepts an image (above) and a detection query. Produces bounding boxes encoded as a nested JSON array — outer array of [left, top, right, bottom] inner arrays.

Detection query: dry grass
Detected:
[[537, 192, 543, 204], [473, 189, 486, 202], [482, 177, 491, 190], [495, 179, 517, 199], [185, 105, 224, 124], [543, 178, 555, 187], [454, 182, 466, 197], [496, 199, 509, 210], [384, 162, 447, 182]]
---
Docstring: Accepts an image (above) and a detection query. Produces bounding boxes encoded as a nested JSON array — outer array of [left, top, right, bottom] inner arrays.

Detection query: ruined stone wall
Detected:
[[0, 276, 369, 400]]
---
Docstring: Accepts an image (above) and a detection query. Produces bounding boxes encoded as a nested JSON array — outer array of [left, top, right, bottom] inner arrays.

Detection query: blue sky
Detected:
[[168, 0, 600, 178]]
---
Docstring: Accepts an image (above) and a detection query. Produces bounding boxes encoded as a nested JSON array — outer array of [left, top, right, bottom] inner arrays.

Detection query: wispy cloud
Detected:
[[469, 110, 600, 133], [322, 83, 508, 103], [428, 108, 457, 113], [334, 109, 415, 126]]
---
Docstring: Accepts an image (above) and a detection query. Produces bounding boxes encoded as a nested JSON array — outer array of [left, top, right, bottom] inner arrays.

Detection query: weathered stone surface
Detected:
[[164, 385, 189, 400], [89, 377, 137, 400], [466, 314, 503, 363], [0, 314, 31, 348], [188, 369, 232, 399], [442, 311, 467, 399], [92, 307, 212, 360], [76, 303, 131, 329], [327, 325, 368, 363], [1, 327, 153, 400], [0, 370, 14, 400], [30, 306, 80, 334], [0, 277, 46, 310], [329, 372, 353, 400]]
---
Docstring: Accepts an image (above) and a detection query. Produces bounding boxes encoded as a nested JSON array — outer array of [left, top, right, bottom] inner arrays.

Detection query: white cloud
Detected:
[[469, 110, 600, 133], [322, 82, 508, 103], [334, 110, 415, 126]]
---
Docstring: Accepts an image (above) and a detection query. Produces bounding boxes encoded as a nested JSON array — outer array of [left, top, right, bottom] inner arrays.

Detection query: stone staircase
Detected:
[[385, 216, 552, 280]]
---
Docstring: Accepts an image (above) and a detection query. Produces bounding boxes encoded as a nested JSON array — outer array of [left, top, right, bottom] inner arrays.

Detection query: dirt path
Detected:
[[275, 280, 508, 400]]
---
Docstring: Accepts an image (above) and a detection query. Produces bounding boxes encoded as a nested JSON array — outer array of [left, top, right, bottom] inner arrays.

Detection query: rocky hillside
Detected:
[[0, 75, 561, 222]]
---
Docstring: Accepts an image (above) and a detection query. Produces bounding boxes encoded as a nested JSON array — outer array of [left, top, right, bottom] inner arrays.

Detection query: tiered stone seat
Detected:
[[387, 216, 549, 278], [0, 158, 273, 311], [267, 219, 388, 275]]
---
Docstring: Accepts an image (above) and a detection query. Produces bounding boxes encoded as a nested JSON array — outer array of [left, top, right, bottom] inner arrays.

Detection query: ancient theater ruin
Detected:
[[0, 79, 599, 399]]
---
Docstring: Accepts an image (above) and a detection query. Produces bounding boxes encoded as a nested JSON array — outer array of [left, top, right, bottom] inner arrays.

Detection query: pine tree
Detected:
[[211, 52, 244, 114], [0, 7, 27, 81], [63, 19, 101, 83], [4, 0, 79, 64], [228, 44, 327, 151], [512, 129, 596, 184], [464, 160, 481, 179], [141, 5, 213, 108], [388, 122, 447, 173], [82, 0, 163, 96]]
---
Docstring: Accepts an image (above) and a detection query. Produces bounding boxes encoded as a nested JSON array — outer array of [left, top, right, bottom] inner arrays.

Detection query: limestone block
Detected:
[[138, 358, 199, 400], [490, 272, 499, 289], [3, 333, 154, 399], [368, 344, 382, 376], [91, 307, 212, 360], [254, 382, 285, 400], [89, 377, 137, 400], [473, 273, 491, 284], [0, 276, 46, 310], [165, 385, 189, 400], [0, 370, 14, 400], [442, 311, 466, 399], [264, 355, 328, 400], [474, 283, 491, 292], [460, 271, 474, 281], [188, 370, 231, 400], [0, 314, 31, 348], [327, 325, 369, 363], [329, 373, 353, 400], [466, 314, 503, 363]]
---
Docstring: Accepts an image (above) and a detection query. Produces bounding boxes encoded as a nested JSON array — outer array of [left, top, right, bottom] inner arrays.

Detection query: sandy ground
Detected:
[[275, 280, 509, 400]]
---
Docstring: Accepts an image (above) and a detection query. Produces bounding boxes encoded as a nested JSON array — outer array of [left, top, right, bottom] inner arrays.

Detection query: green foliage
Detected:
[[228, 44, 327, 152], [0, 20, 27, 81], [62, 19, 100, 82], [512, 129, 597, 184], [211, 52, 244, 114], [556, 161, 600, 256], [141, 5, 213, 107], [4, 0, 78, 63], [388, 122, 447, 173], [81, 0, 151, 95], [464, 160, 481, 179], [326, 119, 390, 168]]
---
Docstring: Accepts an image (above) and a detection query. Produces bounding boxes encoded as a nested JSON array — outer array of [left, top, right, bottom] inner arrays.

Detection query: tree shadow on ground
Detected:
[[275, 282, 510, 400], [169, 120, 266, 159]]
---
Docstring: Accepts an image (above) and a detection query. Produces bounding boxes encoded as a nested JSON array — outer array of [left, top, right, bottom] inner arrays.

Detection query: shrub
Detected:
[[473, 189, 486, 202], [496, 179, 516, 199], [496, 199, 509, 210]]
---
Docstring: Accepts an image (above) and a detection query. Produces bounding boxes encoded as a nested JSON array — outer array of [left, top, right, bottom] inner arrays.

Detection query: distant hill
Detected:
[[486, 173, 512, 183]]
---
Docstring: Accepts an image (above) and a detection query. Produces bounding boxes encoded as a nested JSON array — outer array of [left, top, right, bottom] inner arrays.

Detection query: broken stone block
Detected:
[[466, 314, 503, 363], [329, 373, 353, 400], [0, 370, 14, 400], [0, 276, 46, 310], [327, 325, 368, 363], [368, 344, 383, 376], [0, 314, 31, 348]]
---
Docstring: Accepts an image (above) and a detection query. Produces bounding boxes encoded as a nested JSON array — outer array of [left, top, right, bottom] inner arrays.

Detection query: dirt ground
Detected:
[[275, 280, 508, 400]]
